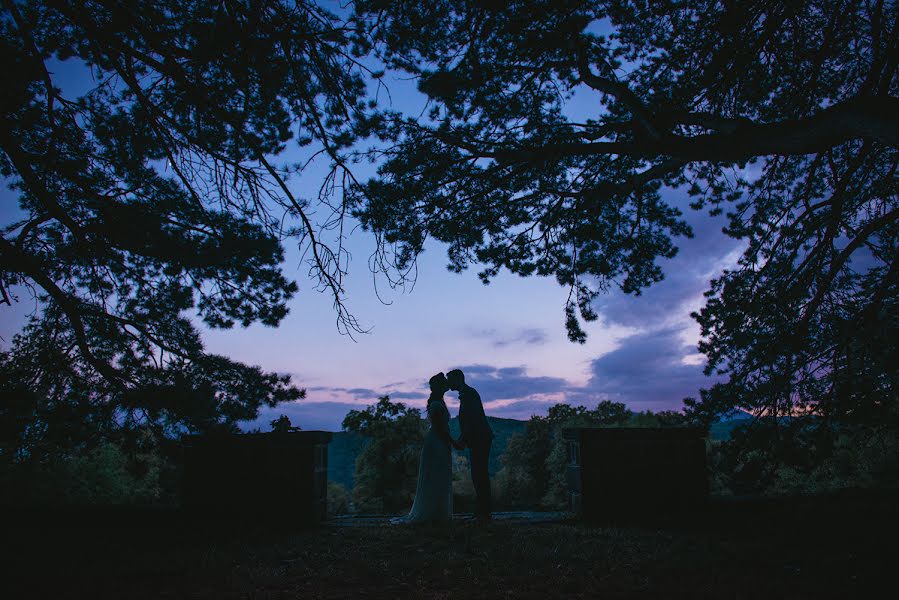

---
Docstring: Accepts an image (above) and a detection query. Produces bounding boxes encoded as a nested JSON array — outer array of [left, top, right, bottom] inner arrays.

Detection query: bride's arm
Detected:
[[432, 405, 456, 447]]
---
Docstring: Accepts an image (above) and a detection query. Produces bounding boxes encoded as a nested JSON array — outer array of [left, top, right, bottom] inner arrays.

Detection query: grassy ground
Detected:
[[2, 492, 896, 599]]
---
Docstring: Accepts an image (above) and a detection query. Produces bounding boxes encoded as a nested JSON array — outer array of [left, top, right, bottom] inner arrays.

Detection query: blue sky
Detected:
[[0, 19, 744, 431]]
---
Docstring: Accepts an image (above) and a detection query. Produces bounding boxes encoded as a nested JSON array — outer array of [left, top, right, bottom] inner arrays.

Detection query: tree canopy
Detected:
[[2, 0, 897, 458], [0, 0, 384, 452], [352, 0, 898, 425]]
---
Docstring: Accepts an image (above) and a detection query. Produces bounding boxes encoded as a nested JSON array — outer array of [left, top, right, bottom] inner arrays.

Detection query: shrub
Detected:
[[0, 436, 169, 506], [342, 396, 426, 514], [327, 481, 350, 515]]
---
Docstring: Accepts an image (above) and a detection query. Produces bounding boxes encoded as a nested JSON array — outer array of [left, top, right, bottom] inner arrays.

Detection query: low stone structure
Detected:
[[182, 431, 332, 523], [564, 427, 708, 519]]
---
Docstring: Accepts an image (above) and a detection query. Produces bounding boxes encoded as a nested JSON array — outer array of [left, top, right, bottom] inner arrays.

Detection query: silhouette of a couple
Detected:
[[400, 369, 493, 525]]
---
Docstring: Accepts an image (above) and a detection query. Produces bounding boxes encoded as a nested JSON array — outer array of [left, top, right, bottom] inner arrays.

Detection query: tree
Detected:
[[0, 1, 384, 452], [352, 1, 898, 425], [493, 413, 554, 508], [270, 415, 301, 433], [326, 480, 350, 515], [495, 401, 631, 508], [341, 396, 425, 513]]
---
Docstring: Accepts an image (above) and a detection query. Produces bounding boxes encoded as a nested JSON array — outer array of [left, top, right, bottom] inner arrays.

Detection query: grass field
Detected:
[[2, 491, 896, 599]]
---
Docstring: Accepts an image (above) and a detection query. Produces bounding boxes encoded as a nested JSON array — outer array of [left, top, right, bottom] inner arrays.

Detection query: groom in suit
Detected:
[[448, 369, 494, 523]]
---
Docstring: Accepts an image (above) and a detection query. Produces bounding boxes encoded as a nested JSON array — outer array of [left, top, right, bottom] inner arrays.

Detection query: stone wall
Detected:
[[564, 427, 708, 519], [182, 431, 332, 523]]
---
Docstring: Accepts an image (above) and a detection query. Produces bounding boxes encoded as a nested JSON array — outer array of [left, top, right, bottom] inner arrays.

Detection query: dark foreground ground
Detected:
[[2, 491, 897, 599]]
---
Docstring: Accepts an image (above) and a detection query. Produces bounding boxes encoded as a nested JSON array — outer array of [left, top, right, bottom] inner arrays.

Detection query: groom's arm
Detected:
[[453, 415, 467, 449], [455, 397, 468, 449]]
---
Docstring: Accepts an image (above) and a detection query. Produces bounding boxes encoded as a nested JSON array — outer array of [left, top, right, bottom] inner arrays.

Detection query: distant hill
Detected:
[[327, 430, 369, 490], [719, 409, 753, 421], [327, 416, 527, 490], [710, 411, 754, 442]]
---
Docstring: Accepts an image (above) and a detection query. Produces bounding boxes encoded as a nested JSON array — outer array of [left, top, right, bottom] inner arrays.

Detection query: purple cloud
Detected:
[[305, 385, 427, 402], [575, 327, 720, 411], [472, 327, 548, 347], [386, 390, 429, 400], [596, 194, 742, 328], [345, 387, 377, 396], [449, 364, 570, 401]]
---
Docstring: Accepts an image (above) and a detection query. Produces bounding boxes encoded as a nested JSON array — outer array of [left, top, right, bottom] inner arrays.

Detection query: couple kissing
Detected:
[[400, 369, 493, 525]]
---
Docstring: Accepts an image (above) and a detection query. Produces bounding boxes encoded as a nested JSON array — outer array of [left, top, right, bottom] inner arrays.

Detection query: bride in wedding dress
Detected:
[[402, 372, 456, 524]]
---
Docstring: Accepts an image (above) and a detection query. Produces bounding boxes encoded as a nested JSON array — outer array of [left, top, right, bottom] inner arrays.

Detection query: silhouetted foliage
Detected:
[[0, 0, 391, 479], [5, 0, 896, 504], [709, 420, 899, 496], [451, 452, 476, 511], [351, 1, 898, 429], [494, 402, 634, 508], [0, 330, 301, 467], [270, 415, 301, 433], [0, 420, 173, 506], [341, 396, 426, 513], [326, 480, 350, 516], [492, 415, 554, 508]]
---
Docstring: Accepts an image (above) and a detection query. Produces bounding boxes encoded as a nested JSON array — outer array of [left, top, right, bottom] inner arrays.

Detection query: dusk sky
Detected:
[[0, 22, 744, 431]]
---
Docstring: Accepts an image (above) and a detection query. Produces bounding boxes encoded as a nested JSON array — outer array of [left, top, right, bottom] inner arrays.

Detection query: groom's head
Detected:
[[446, 369, 465, 391]]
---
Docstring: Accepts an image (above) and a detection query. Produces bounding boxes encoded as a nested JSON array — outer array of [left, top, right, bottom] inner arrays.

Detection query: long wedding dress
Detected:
[[404, 395, 453, 523]]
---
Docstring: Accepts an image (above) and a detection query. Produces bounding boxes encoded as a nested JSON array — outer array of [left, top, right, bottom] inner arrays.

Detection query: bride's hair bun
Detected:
[[429, 372, 447, 391]]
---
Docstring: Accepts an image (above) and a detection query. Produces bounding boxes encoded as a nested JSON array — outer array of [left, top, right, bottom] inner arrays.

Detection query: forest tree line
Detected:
[[2, 389, 896, 509], [333, 396, 899, 515]]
